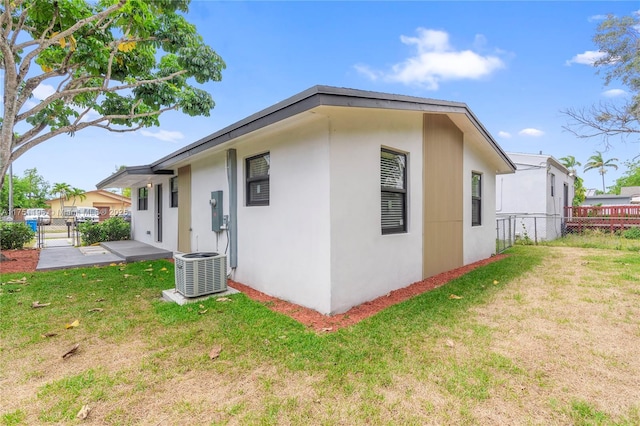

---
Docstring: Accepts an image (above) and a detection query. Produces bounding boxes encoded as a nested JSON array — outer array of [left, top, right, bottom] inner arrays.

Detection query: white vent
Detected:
[[174, 252, 227, 297]]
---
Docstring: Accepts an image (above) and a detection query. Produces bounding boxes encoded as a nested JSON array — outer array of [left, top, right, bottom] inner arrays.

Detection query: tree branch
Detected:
[[16, 70, 188, 124], [11, 105, 178, 162], [16, 0, 127, 84], [7, 1, 28, 45], [561, 102, 640, 149]]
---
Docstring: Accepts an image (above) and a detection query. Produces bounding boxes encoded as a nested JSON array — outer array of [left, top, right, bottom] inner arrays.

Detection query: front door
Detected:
[[156, 184, 163, 243]]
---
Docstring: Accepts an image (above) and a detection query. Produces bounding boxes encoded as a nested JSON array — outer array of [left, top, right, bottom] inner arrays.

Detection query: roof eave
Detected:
[[96, 166, 174, 189], [97, 85, 515, 182]]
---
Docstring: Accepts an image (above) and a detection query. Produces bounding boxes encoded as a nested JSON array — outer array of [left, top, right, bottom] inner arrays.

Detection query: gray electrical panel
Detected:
[[210, 190, 223, 232]]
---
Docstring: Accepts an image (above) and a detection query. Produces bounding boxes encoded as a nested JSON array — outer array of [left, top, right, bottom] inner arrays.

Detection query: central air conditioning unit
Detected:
[[174, 252, 227, 297]]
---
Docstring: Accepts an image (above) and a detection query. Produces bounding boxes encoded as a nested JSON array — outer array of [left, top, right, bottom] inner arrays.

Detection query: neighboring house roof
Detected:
[[583, 194, 632, 206], [97, 85, 516, 189], [506, 152, 573, 176], [620, 186, 640, 197], [47, 189, 131, 205]]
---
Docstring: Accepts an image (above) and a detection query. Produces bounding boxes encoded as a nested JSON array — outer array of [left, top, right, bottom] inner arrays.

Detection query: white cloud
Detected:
[[588, 14, 607, 22], [565, 50, 606, 66], [356, 28, 505, 90], [602, 89, 626, 98], [75, 107, 101, 123], [498, 131, 512, 138], [518, 128, 544, 137], [32, 83, 56, 100], [139, 129, 184, 143], [353, 64, 382, 81]]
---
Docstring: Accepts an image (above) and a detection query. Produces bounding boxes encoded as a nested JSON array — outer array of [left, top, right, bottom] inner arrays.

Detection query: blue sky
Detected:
[[10, 1, 640, 192]]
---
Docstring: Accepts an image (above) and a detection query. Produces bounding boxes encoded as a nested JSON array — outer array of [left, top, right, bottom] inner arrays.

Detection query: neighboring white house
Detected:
[[496, 152, 575, 242], [98, 86, 515, 315]]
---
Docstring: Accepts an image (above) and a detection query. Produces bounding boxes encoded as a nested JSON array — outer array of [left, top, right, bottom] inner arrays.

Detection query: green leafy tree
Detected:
[[0, 0, 225, 189], [0, 168, 50, 212], [572, 175, 586, 206], [562, 12, 639, 147], [610, 159, 640, 194], [583, 151, 619, 193], [559, 155, 585, 205]]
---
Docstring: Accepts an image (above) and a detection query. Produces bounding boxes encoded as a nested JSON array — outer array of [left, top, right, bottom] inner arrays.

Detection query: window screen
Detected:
[[472, 172, 482, 226], [381, 148, 407, 234], [138, 187, 148, 211], [246, 153, 270, 206], [170, 177, 178, 207]]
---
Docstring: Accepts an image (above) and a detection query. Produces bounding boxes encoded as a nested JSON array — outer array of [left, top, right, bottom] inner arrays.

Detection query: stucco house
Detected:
[[496, 152, 575, 242], [97, 86, 515, 315], [47, 189, 131, 221]]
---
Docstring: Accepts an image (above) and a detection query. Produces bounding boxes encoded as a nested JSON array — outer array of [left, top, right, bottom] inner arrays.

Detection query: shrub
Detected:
[[622, 227, 640, 240], [0, 221, 35, 250], [100, 217, 131, 242], [78, 217, 130, 246]]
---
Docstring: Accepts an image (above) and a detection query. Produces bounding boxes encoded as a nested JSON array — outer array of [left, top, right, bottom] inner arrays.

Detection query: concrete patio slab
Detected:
[[36, 246, 123, 271], [36, 240, 174, 271], [101, 240, 173, 262]]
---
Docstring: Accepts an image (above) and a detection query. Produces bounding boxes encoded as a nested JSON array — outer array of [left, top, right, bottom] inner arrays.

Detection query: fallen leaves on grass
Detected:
[[42, 332, 58, 338], [65, 319, 80, 329], [449, 294, 463, 300], [62, 343, 80, 359], [88, 308, 104, 313], [2, 277, 27, 285], [76, 405, 91, 420], [216, 297, 231, 302], [209, 345, 222, 360], [31, 301, 51, 308]]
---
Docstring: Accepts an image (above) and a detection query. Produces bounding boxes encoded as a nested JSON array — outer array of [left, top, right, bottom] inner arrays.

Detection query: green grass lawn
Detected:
[[1, 239, 639, 425]]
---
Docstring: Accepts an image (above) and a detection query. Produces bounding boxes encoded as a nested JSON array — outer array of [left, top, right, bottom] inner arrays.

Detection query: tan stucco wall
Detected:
[[48, 191, 131, 218]]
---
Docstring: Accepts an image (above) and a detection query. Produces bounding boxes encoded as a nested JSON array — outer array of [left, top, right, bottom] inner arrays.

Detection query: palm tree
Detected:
[[583, 151, 619, 193], [559, 155, 581, 175], [51, 182, 71, 216], [67, 187, 87, 206]]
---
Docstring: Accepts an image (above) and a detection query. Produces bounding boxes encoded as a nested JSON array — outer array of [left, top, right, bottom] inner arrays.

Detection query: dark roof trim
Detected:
[[97, 85, 515, 187], [150, 85, 504, 170], [96, 166, 173, 189]]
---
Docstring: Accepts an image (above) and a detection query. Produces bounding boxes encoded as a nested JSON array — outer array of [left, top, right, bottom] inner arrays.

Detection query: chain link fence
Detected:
[[496, 214, 566, 252]]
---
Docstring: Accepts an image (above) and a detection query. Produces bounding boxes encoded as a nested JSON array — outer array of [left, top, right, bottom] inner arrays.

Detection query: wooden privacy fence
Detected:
[[564, 205, 640, 233]]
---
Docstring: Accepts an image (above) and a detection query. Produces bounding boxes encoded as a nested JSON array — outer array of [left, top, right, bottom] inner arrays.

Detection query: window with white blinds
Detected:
[[472, 172, 482, 226], [381, 148, 407, 234], [246, 152, 270, 206]]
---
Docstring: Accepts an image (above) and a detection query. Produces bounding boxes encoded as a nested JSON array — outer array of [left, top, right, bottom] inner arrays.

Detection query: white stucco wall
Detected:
[[327, 108, 424, 314], [231, 115, 333, 314], [130, 175, 179, 251], [189, 153, 229, 254], [463, 138, 498, 264]]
